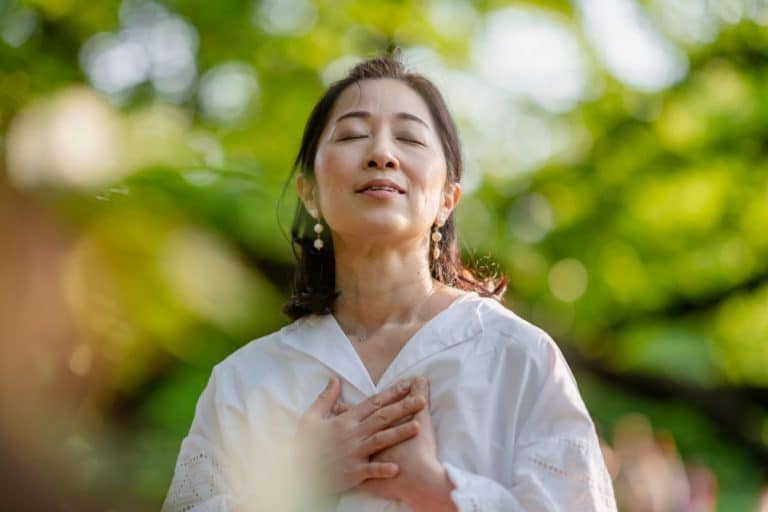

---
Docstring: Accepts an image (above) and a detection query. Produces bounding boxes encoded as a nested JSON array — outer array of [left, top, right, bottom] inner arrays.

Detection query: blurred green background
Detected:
[[1, 0, 767, 510]]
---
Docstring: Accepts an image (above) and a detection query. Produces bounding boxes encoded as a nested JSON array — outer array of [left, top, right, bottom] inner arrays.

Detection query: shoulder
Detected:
[[466, 296, 572, 378], [472, 297, 554, 352], [470, 298, 593, 423]]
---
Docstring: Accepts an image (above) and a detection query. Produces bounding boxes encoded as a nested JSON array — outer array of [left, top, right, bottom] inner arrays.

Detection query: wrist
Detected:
[[403, 461, 457, 512]]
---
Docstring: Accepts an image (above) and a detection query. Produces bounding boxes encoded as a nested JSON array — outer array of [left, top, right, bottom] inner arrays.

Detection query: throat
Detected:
[[335, 282, 442, 340]]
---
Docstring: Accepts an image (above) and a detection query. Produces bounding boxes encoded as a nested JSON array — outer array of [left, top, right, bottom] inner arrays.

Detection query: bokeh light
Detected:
[[2, 0, 768, 509]]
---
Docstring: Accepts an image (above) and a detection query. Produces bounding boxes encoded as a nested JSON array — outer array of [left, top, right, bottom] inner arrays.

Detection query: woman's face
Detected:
[[299, 78, 460, 248]]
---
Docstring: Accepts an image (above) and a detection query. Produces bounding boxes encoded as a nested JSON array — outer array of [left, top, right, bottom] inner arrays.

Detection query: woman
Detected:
[[163, 56, 616, 512]]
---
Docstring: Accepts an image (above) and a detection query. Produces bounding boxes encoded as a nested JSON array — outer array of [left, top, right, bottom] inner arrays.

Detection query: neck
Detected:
[[332, 237, 438, 335]]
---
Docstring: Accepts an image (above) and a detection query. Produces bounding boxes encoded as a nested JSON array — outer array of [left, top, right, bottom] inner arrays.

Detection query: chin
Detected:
[[336, 218, 417, 243]]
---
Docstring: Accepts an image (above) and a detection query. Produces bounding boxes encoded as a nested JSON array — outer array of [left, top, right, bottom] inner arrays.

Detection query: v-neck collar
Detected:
[[280, 293, 483, 395]]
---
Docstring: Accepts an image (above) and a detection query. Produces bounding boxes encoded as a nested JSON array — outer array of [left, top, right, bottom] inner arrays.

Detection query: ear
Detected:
[[436, 182, 461, 224], [296, 173, 320, 219]]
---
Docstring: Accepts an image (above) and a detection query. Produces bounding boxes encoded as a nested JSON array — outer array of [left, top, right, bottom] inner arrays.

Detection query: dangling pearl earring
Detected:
[[431, 222, 443, 260], [313, 221, 324, 250]]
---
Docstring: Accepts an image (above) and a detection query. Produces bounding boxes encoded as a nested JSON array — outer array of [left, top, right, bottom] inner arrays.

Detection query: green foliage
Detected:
[[2, 0, 767, 509]]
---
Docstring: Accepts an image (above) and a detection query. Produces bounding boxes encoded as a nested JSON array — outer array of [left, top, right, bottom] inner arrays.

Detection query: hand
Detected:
[[357, 377, 457, 511], [296, 375, 427, 496]]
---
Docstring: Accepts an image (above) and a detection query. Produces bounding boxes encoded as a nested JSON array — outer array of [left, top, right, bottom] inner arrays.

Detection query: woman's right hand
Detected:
[[296, 375, 426, 496]]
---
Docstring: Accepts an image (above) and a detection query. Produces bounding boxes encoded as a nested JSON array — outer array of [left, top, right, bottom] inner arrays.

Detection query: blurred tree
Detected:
[[1, 0, 767, 510]]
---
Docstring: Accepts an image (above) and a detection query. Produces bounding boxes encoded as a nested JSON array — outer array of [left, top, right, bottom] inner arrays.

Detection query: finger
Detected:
[[357, 461, 400, 481], [358, 420, 420, 457], [309, 375, 341, 416], [358, 394, 426, 436], [349, 379, 413, 421], [332, 401, 349, 415], [413, 377, 432, 420], [415, 376, 429, 398]]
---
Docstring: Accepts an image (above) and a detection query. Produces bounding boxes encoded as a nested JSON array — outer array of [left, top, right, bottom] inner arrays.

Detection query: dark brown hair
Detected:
[[283, 56, 506, 319]]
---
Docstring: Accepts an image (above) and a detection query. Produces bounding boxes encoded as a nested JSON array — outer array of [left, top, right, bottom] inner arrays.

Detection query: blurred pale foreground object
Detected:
[[165, 427, 336, 511]]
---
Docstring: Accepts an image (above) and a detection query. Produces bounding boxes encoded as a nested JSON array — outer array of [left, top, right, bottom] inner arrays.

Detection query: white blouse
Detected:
[[163, 294, 617, 511]]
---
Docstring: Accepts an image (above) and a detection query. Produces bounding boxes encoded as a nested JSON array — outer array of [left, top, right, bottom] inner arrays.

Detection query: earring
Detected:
[[431, 222, 443, 260], [313, 221, 324, 250]]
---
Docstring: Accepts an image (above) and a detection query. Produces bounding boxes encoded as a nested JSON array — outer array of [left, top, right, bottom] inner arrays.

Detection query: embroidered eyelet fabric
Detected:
[[162, 295, 617, 511], [176, 453, 218, 504], [162, 432, 237, 512], [444, 434, 616, 512]]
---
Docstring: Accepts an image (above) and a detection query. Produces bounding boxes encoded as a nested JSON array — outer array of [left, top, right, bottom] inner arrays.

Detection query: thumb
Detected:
[[311, 375, 341, 415]]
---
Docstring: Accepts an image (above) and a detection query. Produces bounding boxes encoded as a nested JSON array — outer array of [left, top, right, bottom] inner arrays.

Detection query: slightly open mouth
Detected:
[[357, 186, 405, 194]]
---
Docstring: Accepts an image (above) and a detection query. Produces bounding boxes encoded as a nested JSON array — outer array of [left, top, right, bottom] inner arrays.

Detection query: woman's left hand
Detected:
[[356, 377, 457, 512]]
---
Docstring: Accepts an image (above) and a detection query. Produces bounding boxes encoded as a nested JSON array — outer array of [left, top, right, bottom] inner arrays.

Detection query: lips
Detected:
[[355, 179, 405, 194]]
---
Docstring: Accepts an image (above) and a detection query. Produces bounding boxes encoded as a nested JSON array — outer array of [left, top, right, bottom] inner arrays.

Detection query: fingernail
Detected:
[[399, 380, 411, 392], [328, 375, 337, 387]]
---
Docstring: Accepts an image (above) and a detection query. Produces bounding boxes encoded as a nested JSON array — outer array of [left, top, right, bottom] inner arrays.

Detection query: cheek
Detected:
[[316, 143, 358, 169], [314, 148, 336, 172], [313, 154, 349, 202], [413, 161, 447, 203]]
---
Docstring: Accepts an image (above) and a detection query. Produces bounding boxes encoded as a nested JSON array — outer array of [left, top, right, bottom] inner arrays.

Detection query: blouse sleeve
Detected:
[[162, 365, 248, 512], [443, 333, 616, 512]]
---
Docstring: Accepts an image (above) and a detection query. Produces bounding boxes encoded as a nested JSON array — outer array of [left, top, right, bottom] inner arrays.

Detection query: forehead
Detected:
[[330, 78, 432, 122]]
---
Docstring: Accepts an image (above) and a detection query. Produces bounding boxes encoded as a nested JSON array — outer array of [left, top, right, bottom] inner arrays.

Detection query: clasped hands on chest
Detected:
[[295, 376, 456, 511]]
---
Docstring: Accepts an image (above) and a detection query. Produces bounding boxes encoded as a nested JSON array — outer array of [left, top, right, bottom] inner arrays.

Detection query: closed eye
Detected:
[[337, 134, 368, 141], [398, 137, 425, 146]]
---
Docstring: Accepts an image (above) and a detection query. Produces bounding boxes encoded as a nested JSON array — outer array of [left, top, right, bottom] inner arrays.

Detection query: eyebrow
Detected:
[[335, 110, 430, 128]]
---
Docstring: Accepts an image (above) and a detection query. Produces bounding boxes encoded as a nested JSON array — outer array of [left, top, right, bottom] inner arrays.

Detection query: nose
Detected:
[[365, 136, 399, 170]]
